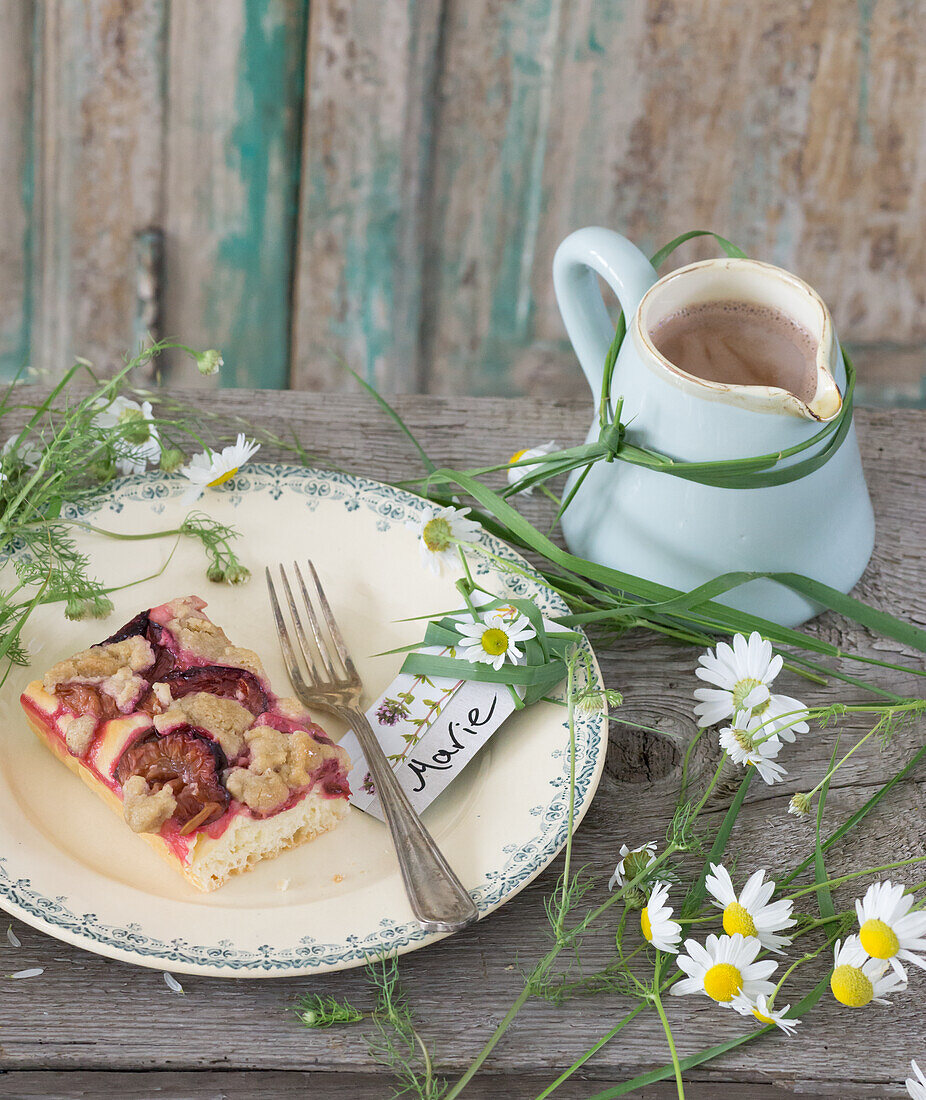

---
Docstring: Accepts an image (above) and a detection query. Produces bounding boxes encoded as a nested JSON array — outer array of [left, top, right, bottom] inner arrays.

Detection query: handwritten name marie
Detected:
[[405, 696, 498, 792]]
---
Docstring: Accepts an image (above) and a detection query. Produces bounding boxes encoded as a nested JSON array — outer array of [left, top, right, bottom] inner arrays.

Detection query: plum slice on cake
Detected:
[[20, 596, 351, 892]]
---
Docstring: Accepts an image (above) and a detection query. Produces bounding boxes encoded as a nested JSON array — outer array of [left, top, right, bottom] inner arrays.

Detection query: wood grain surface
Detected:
[[161, 0, 308, 388], [30, 0, 167, 379], [0, 391, 923, 1099], [0, 0, 34, 378], [1, 0, 926, 401]]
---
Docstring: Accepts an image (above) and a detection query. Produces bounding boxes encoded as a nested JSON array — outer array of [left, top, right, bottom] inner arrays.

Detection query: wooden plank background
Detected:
[[0, 0, 924, 402]]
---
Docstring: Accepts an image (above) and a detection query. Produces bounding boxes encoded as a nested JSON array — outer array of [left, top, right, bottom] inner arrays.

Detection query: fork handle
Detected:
[[343, 707, 479, 933]]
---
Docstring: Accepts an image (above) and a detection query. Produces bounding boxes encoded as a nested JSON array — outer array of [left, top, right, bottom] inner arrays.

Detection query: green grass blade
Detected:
[[341, 361, 436, 474], [778, 742, 926, 889], [683, 771, 753, 917], [813, 736, 840, 919]]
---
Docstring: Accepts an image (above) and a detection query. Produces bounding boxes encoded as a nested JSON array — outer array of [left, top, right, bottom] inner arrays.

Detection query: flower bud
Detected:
[[195, 349, 223, 376], [788, 792, 812, 817], [159, 448, 185, 473]]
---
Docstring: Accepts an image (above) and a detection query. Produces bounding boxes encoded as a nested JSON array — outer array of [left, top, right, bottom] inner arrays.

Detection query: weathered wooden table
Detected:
[[2, 392, 924, 1100]]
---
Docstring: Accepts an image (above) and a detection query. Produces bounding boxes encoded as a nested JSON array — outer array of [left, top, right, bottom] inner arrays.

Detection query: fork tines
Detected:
[[265, 561, 358, 688]]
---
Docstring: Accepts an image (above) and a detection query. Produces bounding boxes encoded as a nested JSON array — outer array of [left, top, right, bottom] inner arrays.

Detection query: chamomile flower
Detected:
[[718, 712, 787, 785], [671, 933, 777, 1004], [693, 632, 782, 726], [2, 434, 43, 470], [788, 793, 812, 817], [640, 882, 681, 953], [608, 842, 657, 892], [178, 433, 260, 503], [407, 505, 481, 575], [456, 611, 535, 671], [830, 936, 907, 1007], [731, 992, 800, 1036], [506, 441, 557, 493], [705, 863, 795, 953], [855, 880, 926, 980], [93, 395, 161, 475], [906, 1059, 926, 1099]]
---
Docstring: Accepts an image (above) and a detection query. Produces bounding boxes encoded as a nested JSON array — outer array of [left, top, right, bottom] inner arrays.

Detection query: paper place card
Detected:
[[340, 646, 519, 821]]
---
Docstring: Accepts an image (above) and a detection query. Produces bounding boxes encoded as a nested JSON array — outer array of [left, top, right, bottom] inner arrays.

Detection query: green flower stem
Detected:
[[785, 854, 926, 902], [445, 845, 680, 1100], [791, 913, 847, 938], [532, 1001, 649, 1100], [802, 719, 889, 798], [651, 964, 685, 1100], [444, 983, 533, 1100], [554, 654, 579, 941], [678, 726, 707, 805], [60, 520, 189, 542], [687, 758, 726, 822]]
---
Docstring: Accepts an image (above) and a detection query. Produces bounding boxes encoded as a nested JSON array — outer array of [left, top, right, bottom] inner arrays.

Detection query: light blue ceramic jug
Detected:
[[552, 227, 875, 628]]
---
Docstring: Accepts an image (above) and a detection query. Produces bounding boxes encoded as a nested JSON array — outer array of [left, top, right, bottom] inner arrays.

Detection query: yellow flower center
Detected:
[[731, 726, 759, 752], [640, 906, 653, 943], [508, 448, 528, 465], [753, 1007, 776, 1024], [422, 517, 452, 552], [703, 963, 743, 1002], [731, 677, 764, 713], [859, 918, 900, 959], [723, 902, 758, 938], [208, 467, 239, 488], [480, 628, 509, 656], [830, 964, 874, 1007]]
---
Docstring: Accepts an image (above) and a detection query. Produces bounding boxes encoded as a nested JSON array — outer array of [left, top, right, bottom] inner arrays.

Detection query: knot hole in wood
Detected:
[[604, 703, 710, 789]]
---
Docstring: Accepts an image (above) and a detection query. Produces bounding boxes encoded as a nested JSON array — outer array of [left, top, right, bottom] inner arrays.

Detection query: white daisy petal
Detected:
[[178, 433, 260, 502], [731, 992, 800, 1036], [855, 880, 926, 977], [506, 441, 558, 493], [608, 842, 657, 891], [409, 505, 481, 575], [671, 933, 776, 1004], [640, 882, 682, 954], [705, 863, 794, 952], [831, 935, 908, 1007], [906, 1059, 926, 1100]]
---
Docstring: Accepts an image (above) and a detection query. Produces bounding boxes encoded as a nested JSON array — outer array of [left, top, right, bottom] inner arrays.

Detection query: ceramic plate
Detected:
[[0, 465, 607, 977]]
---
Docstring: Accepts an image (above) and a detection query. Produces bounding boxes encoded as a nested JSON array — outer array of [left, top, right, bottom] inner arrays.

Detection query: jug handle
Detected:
[[552, 227, 658, 399]]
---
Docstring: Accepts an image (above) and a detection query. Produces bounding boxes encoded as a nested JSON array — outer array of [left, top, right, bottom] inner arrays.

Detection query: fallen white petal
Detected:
[[163, 971, 184, 994], [10, 968, 43, 979], [6, 926, 21, 948]]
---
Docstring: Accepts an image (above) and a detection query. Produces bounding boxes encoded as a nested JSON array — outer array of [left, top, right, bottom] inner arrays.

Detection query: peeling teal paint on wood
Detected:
[[0, 5, 35, 380], [208, 0, 308, 388], [453, 0, 561, 395]]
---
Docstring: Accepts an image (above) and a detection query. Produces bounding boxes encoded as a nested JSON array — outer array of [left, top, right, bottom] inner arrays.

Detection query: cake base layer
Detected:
[[23, 701, 350, 892]]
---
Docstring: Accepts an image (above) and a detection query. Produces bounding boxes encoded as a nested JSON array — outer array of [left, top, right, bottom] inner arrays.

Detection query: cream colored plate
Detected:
[[0, 466, 607, 976]]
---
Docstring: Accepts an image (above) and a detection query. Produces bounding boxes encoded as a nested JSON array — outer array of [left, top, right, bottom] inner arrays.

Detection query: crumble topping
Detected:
[[153, 691, 254, 759], [275, 696, 311, 722], [224, 726, 329, 813], [43, 636, 154, 695], [121, 774, 177, 833], [152, 682, 173, 709], [59, 713, 98, 756], [225, 766, 289, 814], [99, 666, 149, 713], [157, 599, 265, 678]]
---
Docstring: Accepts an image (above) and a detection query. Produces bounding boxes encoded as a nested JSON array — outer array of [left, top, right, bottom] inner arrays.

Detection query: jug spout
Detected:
[[635, 258, 844, 422]]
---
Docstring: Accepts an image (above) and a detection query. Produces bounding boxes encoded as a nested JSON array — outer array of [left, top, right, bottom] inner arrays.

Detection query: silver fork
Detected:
[[265, 561, 478, 933]]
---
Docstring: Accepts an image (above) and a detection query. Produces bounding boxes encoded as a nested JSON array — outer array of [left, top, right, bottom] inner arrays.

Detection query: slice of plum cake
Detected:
[[20, 596, 351, 892]]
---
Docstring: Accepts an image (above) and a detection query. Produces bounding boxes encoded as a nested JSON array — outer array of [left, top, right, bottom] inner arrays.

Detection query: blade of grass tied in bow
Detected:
[[392, 596, 582, 709], [406, 230, 853, 503]]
